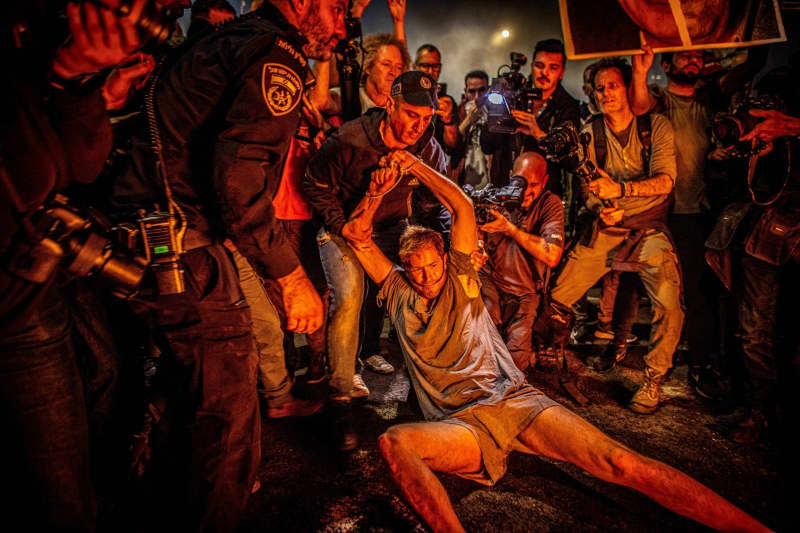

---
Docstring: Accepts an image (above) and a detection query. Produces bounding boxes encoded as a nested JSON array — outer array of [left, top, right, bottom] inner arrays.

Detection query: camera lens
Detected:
[[711, 117, 742, 147]]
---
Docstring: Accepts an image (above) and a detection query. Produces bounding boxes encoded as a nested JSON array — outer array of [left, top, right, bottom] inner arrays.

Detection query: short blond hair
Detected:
[[398, 225, 444, 264]]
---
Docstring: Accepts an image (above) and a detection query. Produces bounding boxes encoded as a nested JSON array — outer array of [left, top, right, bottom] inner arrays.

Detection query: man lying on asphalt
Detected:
[[340, 149, 769, 533]]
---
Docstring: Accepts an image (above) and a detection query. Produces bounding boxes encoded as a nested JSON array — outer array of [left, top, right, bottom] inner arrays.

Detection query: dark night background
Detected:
[[182, 1, 799, 104]]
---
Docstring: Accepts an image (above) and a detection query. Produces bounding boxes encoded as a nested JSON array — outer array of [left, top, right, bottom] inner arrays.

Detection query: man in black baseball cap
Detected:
[[384, 71, 440, 146], [304, 70, 447, 451]]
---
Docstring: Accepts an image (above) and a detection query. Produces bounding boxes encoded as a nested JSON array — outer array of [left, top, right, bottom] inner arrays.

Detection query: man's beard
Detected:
[[668, 66, 700, 86], [298, 4, 335, 60]]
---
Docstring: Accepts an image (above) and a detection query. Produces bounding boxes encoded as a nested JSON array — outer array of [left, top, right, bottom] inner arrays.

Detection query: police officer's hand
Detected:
[[512, 110, 545, 139], [277, 266, 324, 334], [369, 166, 402, 197], [599, 204, 624, 226], [589, 168, 623, 199], [479, 208, 513, 234], [739, 109, 800, 144], [102, 52, 154, 110], [52, 0, 148, 81], [383, 150, 418, 174]]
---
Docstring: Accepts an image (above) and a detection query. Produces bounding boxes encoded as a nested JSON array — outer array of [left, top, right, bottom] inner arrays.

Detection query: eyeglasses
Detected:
[[417, 62, 442, 70]]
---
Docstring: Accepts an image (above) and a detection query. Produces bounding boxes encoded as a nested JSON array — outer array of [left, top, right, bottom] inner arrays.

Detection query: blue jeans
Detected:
[[0, 281, 96, 532], [229, 245, 291, 404], [317, 230, 365, 397]]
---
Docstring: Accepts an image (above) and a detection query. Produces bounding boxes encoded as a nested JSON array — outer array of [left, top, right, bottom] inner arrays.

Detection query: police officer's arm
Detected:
[[343, 167, 398, 286], [213, 42, 322, 334], [388, 150, 477, 255], [630, 45, 658, 115]]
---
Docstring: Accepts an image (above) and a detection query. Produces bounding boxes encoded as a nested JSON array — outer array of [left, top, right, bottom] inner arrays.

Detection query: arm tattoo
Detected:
[[629, 173, 673, 197]]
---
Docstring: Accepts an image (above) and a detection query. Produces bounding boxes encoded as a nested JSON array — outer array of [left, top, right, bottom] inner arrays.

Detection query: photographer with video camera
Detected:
[[478, 152, 564, 372], [543, 57, 683, 415], [480, 39, 580, 199], [704, 66, 800, 443], [1, 1, 156, 529]]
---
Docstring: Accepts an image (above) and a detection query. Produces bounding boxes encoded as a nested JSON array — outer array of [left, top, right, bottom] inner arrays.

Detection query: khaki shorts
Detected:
[[443, 385, 560, 485]]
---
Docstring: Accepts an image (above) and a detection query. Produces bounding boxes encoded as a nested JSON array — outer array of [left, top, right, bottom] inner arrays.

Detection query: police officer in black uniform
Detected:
[[111, 1, 344, 530]]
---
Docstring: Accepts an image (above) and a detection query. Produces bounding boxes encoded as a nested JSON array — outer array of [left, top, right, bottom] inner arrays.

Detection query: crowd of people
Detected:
[[2, 0, 798, 531]]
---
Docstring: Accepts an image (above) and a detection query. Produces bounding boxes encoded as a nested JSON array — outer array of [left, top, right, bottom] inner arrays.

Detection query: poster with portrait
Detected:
[[559, 0, 787, 59]]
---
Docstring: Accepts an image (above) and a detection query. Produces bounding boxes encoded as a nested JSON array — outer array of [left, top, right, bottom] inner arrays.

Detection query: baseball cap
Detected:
[[390, 71, 439, 109]]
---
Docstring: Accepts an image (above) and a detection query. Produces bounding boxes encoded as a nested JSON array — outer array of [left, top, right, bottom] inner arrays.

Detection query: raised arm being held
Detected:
[[341, 165, 402, 286], [385, 149, 477, 255]]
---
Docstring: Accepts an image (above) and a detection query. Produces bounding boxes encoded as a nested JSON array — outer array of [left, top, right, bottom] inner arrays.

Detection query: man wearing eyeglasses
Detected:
[[453, 70, 491, 188], [414, 44, 458, 154]]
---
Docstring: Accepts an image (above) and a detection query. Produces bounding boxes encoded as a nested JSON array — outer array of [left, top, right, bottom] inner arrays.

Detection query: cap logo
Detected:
[[391, 83, 402, 96], [420, 77, 432, 89]]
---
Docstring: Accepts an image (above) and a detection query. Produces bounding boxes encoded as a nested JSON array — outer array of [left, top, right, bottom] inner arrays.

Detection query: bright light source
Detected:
[[487, 92, 505, 105], [501, 29, 510, 38]]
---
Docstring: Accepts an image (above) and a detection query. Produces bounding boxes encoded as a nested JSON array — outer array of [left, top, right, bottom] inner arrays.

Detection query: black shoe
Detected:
[[330, 400, 358, 452], [688, 365, 724, 400], [591, 343, 627, 372]]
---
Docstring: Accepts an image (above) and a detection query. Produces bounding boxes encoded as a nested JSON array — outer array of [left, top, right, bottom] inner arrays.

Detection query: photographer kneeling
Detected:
[[479, 152, 564, 371]]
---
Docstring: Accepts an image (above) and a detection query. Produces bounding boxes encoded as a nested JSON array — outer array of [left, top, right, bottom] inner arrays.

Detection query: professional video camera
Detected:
[[463, 175, 527, 224], [539, 121, 613, 208], [711, 95, 784, 157], [335, 7, 364, 122], [5, 194, 147, 298], [485, 52, 542, 134]]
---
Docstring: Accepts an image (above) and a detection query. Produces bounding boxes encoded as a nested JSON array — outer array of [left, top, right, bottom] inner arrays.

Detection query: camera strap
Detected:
[[591, 113, 652, 176]]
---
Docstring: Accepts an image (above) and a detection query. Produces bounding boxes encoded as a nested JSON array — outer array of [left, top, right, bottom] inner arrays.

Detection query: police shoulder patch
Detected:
[[261, 63, 303, 116]]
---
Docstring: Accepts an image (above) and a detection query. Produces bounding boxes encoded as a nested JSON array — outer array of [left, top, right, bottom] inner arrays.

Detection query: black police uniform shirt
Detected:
[[113, 4, 309, 280]]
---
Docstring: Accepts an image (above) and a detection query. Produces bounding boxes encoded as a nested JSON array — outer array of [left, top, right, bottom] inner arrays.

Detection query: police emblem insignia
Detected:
[[420, 76, 432, 89], [262, 63, 303, 116]]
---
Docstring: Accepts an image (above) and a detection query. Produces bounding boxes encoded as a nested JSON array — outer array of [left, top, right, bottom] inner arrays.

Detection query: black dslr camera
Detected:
[[711, 95, 784, 157], [6, 194, 147, 298], [485, 52, 542, 134], [463, 176, 527, 224], [539, 122, 613, 208], [334, 9, 364, 122]]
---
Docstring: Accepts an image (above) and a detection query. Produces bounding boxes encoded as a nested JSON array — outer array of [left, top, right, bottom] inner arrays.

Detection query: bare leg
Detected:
[[518, 406, 770, 533], [378, 422, 483, 533]]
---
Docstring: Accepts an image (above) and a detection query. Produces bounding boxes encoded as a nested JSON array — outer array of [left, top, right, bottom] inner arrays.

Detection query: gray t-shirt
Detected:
[[651, 86, 712, 214], [377, 249, 528, 421], [583, 113, 677, 218]]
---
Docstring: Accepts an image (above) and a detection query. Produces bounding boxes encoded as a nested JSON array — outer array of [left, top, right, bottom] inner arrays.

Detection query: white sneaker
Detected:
[[351, 373, 370, 398], [364, 354, 394, 374]]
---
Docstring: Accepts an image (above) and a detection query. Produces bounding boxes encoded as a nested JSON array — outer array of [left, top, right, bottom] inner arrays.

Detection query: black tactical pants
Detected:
[[146, 244, 260, 532]]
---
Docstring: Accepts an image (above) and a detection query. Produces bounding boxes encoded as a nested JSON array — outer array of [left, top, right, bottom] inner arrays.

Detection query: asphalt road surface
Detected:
[[239, 323, 783, 532]]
